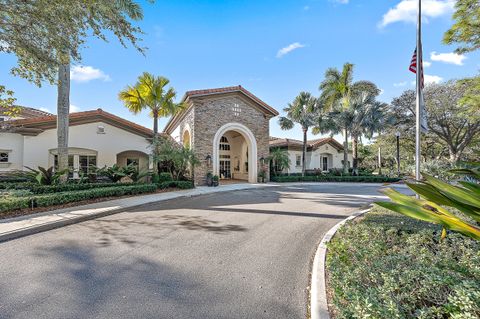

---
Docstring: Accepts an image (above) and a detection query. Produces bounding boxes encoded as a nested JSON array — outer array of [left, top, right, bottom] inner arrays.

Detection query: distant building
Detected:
[[269, 137, 353, 173]]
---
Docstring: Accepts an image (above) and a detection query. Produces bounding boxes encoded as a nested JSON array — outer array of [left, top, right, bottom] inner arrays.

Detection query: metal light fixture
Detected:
[[260, 156, 265, 165], [205, 154, 212, 167]]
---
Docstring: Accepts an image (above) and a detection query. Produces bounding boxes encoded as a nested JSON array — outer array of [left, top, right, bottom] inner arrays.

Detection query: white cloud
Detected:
[[425, 74, 443, 84], [333, 0, 349, 4], [394, 81, 408, 87], [423, 61, 432, 67], [70, 65, 111, 83], [70, 104, 81, 113], [379, 89, 385, 95], [379, 0, 455, 28], [430, 51, 466, 65], [276, 42, 306, 58]]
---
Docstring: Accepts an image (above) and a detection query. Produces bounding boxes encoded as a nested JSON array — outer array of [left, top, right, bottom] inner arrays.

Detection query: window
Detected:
[[219, 136, 230, 151], [127, 158, 139, 168], [79, 155, 97, 174], [322, 157, 328, 171], [54, 155, 75, 178], [232, 103, 241, 116], [296, 155, 301, 167], [0, 152, 8, 162]]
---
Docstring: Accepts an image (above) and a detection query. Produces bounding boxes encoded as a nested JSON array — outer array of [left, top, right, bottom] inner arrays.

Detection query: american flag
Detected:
[[409, 47, 424, 88], [409, 46, 428, 132]]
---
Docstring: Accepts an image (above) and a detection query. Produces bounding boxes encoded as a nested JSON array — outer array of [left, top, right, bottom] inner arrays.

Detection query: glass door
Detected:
[[219, 157, 231, 179]]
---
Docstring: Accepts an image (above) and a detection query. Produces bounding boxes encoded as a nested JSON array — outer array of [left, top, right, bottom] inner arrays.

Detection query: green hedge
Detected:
[[0, 197, 31, 212], [327, 208, 480, 318], [34, 184, 157, 207], [157, 181, 194, 190], [270, 175, 400, 183], [30, 182, 135, 194], [0, 184, 157, 213], [0, 182, 36, 190]]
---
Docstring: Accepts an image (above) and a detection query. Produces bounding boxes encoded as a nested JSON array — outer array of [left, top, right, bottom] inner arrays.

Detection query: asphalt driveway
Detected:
[[0, 183, 395, 319]]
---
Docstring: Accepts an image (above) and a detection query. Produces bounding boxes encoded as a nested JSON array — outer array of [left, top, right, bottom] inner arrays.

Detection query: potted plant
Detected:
[[206, 172, 213, 187], [212, 175, 219, 187], [258, 169, 267, 183]]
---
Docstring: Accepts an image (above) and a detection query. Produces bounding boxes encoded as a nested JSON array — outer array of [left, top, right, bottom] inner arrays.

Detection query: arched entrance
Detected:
[[212, 123, 257, 183]]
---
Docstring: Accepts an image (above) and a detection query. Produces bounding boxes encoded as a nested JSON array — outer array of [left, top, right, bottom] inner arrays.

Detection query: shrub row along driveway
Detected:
[[0, 183, 397, 319]]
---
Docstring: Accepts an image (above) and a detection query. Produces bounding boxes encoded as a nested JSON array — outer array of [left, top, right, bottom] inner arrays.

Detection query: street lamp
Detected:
[[395, 131, 401, 177]]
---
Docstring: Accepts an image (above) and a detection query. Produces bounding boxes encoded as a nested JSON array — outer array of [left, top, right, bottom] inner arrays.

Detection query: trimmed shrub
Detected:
[[327, 208, 480, 319], [157, 181, 194, 190], [270, 175, 400, 183], [157, 172, 173, 183], [0, 197, 32, 213], [34, 184, 157, 207], [30, 182, 134, 194], [0, 182, 36, 190]]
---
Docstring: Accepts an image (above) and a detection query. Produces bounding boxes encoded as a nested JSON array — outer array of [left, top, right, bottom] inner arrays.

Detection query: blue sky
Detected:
[[1, 0, 478, 141]]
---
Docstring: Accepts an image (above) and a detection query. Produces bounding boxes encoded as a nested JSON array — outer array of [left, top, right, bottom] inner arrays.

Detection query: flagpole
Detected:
[[415, 0, 421, 182]]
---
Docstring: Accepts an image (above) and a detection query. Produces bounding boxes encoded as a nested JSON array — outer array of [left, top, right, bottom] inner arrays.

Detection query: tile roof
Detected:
[[5, 108, 157, 138], [269, 137, 344, 150], [164, 85, 279, 134], [0, 105, 53, 119]]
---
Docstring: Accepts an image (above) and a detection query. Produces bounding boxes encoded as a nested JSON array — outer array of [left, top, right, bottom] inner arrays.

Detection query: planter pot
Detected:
[[213, 181, 219, 187], [206, 176, 213, 187]]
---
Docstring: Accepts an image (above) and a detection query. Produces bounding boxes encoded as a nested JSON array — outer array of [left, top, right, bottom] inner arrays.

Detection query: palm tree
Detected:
[[119, 72, 181, 135], [278, 92, 318, 177], [55, 0, 145, 182], [319, 62, 379, 174], [349, 93, 389, 175], [119, 73, 183, 173], [268, 147, 291, 176]]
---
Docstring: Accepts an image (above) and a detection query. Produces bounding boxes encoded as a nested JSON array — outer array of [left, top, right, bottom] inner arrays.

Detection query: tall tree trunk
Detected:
[[343, 128, 349, 175], [352, 136, 358, 176], [152, 111, 159, 174], [302, 127, 307, 177], [57, 63, 70, 183]]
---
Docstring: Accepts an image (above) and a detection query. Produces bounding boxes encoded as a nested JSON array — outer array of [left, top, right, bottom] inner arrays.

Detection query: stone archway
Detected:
[[212, 123, 257, 183]]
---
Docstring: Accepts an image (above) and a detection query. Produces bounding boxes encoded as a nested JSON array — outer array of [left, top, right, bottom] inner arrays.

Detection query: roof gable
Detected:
[[269, 137, 344, 151], [4, 109, 156, 138], [164, 85, 278, 134]]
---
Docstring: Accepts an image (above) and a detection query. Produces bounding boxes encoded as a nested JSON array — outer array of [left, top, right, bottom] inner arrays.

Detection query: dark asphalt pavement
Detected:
[[0, 183, 394, 319]]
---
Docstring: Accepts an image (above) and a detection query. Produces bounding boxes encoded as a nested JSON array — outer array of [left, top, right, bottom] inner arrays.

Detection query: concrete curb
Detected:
[[0, 183, 274, 243], [310, 207, 371, 319]]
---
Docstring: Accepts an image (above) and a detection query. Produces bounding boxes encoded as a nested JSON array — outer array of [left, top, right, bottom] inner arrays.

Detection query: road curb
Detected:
[[0, 184, 272, 243], [310, 207, 371, 319]]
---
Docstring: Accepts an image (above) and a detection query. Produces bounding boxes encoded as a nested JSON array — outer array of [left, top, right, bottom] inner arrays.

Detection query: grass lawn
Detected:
[[326, 207, 480, 319]]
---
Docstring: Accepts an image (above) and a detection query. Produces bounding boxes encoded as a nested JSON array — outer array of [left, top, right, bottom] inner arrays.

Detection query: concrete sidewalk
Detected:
[[0, 183, 271, 243]]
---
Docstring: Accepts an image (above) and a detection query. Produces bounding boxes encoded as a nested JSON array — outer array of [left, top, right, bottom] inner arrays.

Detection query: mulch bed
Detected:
[[0, 188, 180, 220]]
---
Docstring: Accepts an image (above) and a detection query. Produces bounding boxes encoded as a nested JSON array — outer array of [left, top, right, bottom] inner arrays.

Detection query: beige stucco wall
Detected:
[[0, 133, 24, 171], [282, 144, 353, 173], [17, 122, 151, 170]]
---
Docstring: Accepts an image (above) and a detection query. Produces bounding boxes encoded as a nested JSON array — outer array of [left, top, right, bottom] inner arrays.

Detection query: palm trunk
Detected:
[[152, 111, 159, 174], [352, 136, 358, 176], [57, 63, 70, 183], [343, 128, 349, 175], [302, 127, 307, 177]]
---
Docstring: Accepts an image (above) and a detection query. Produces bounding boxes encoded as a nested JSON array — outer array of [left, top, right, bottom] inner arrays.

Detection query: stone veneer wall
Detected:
[[178, 93, 272, 185]]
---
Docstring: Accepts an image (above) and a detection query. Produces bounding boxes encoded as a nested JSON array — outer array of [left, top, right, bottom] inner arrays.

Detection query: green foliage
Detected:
[[268, 147, 291, 175], [0, 197, 31, 213], [270, 175, 399, 183], [97, 164, 129, 182], [327, 208, 480, 319], [15, 166, 68, 185], [212, 175, 219, 182], [155, 138, 199, 181], [34, 184, 157, 208], [118, 72, 183, 134], [29, 182, 134, 194], [157, 172, 173, 183], [376, 167, 480, 241], [0, 85, 17, 115], [443, 0, 480, 53], [0, 0, 150, 86], [157, 181, 194, 190]]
